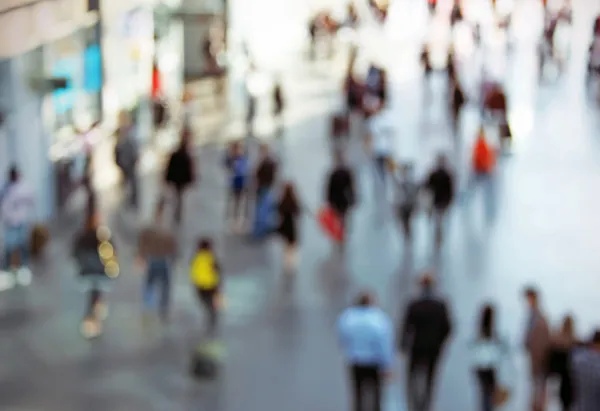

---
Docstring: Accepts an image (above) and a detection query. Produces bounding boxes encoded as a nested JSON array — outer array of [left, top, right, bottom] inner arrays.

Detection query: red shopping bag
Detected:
[[318, 206, 344, 242]]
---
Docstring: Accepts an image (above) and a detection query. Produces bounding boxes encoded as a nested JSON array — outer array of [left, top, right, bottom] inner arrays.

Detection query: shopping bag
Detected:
[[252, 190, 276, 238], [317, 206, 344, 242]]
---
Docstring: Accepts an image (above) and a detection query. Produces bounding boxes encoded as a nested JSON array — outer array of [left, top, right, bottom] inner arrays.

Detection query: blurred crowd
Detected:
[[1, 0, 599, 410]]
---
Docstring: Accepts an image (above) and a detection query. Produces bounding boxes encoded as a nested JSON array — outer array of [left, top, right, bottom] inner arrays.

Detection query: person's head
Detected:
[[561, 315, 574, 337], [355, 291, 375, 307], [197, 237, 213, 253], [8, 166, 19, 183], [259, 143, 270, 158], [479, 304, 495, 339], [435, 154, 447, 168], [400, 163, 413, 179], [281, 181, 299, 204], [231, 140, 242, 156], [180, 128, 191, 150], [419, 272, 435, 293], [524, 286, 539, 309]]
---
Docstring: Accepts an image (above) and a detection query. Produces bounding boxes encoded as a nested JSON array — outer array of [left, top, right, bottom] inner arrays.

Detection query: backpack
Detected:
[[472, 135, 495, 174]]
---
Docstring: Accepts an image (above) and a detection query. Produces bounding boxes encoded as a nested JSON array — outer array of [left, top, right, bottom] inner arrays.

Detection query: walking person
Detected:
[[0, 166, 35, 285], [224, 140, 250, 231], [137, 200, 177, 321], [276, 182, 301, 274], [393, 163, 419, 243], [190, 238, 223, 338], [165, 131, 195, 223], [399, 274, 453, 411], [338, 291, 394, 411], [471, 304, 510, 411], [570, 330, 600, 411], [424, 155, 455, 247], [365, 100, 393, 193], [523, 287, 551, 411], [548, 315, 576, 411], [72, 209, 117, 339], [114, 112, 139, 208], [273, 80, 285, 137], [326, 151, 356, 249], [252, 144, 278, 237]]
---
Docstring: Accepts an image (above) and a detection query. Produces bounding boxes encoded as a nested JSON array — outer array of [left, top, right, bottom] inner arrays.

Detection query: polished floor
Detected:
[[2, 1, 600, 411]]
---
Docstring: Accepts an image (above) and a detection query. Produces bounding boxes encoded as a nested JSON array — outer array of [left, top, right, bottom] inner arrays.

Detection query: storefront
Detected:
[[102, 6, 154, 131]]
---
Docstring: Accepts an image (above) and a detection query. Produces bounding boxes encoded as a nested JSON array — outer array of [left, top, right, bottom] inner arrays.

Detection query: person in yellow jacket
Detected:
[[190, 238, 222, 336]]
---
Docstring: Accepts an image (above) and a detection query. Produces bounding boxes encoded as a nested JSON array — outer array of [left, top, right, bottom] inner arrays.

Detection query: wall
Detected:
[[0, 0, 96, 59]]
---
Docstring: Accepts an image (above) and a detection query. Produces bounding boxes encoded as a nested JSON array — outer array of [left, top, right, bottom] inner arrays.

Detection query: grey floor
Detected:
[[1, 2, 600, 410]]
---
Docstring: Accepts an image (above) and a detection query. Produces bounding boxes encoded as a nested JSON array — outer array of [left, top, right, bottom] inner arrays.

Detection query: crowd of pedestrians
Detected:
[[1, 0, 599, 410]]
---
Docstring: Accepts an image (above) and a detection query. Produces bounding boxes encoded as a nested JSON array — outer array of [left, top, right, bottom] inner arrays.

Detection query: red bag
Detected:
[[318, 206, 344, 242], [472, 134, 496, 174]]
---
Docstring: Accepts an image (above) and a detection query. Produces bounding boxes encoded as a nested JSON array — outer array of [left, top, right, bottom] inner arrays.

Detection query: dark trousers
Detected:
[[476, 369, 496, 411], [374, 155, 388, 186], [86, 288, 102, 319], [407, 351, 440, 411], [174, 186, 185, 223], [143, 259, 171, 317], [122, 170, 138, 208], [196, 288, 218, 335], [350, 364, 382, 411]]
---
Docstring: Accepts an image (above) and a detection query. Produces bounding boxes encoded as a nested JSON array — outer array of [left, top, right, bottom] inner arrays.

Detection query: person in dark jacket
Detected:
[[252, 144, 278, 236], [273, 80, 285, 137], [137, 199, 177, 320], [72, 210, 118, 339], [425, 154, 455, 247], [276, 182, 301, 274], [548, 315, 576, 411], [114, 112, 139, 208], [399, 274, 453, 411], [165, 132, 195, 223], [326, 151, 356, 248]]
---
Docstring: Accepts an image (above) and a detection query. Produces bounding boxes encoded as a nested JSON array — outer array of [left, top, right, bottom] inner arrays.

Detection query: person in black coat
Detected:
[[425, 154, 455, 246], [399, 274, 453, 411], [165, 132, 195, 223], [276, 182, 301, 273], [326, 151, 356, 247]]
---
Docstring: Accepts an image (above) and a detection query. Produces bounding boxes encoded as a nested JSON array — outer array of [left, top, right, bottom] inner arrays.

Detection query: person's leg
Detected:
[[350, 365, 365, 411], [158, 261, 171, 319], [198, 288, 218, 336], [129, 171, 139, 208], [423, 353, 440, 410], [400, 209, 412, 240], [370, 366, 383, 411], [143, 264, 158, 311], [434, 208, 445, 246], [407, 355, 422, 411], [174, 186, 184, 223], [477, 370, 495, 411]]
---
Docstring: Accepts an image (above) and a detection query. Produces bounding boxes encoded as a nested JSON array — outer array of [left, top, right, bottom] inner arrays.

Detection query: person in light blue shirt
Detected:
[[338, 291, 394, 411]]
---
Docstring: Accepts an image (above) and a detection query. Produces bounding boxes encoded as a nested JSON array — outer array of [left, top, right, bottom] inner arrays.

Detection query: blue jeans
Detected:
[[144, 259, 171, 316], [3, 225, 29, 269]]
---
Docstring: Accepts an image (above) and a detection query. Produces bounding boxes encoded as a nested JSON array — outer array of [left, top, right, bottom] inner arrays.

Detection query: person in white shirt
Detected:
[[366, 102, 393, 190], [0, 166, 35, 284]]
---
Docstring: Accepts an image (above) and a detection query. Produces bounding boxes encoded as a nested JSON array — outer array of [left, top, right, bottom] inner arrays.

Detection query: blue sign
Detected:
[[52, 57, 78, 114], [84, 44, 102, 92]]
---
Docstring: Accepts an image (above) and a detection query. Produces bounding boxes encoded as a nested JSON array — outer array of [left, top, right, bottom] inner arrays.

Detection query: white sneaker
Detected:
[[80, 319, 102, 339], [16, 267, 32, 286], [0, 270, 17, 292]]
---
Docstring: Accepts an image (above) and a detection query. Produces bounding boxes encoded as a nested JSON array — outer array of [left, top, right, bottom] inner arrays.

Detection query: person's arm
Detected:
[[378, 316, 395, 371], [440, 302, 453, 343], [399, 303, 415, 353]]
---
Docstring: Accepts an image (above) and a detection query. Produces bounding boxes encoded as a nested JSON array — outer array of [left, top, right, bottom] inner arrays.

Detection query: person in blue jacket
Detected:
[[224, 140, 249, 231]]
